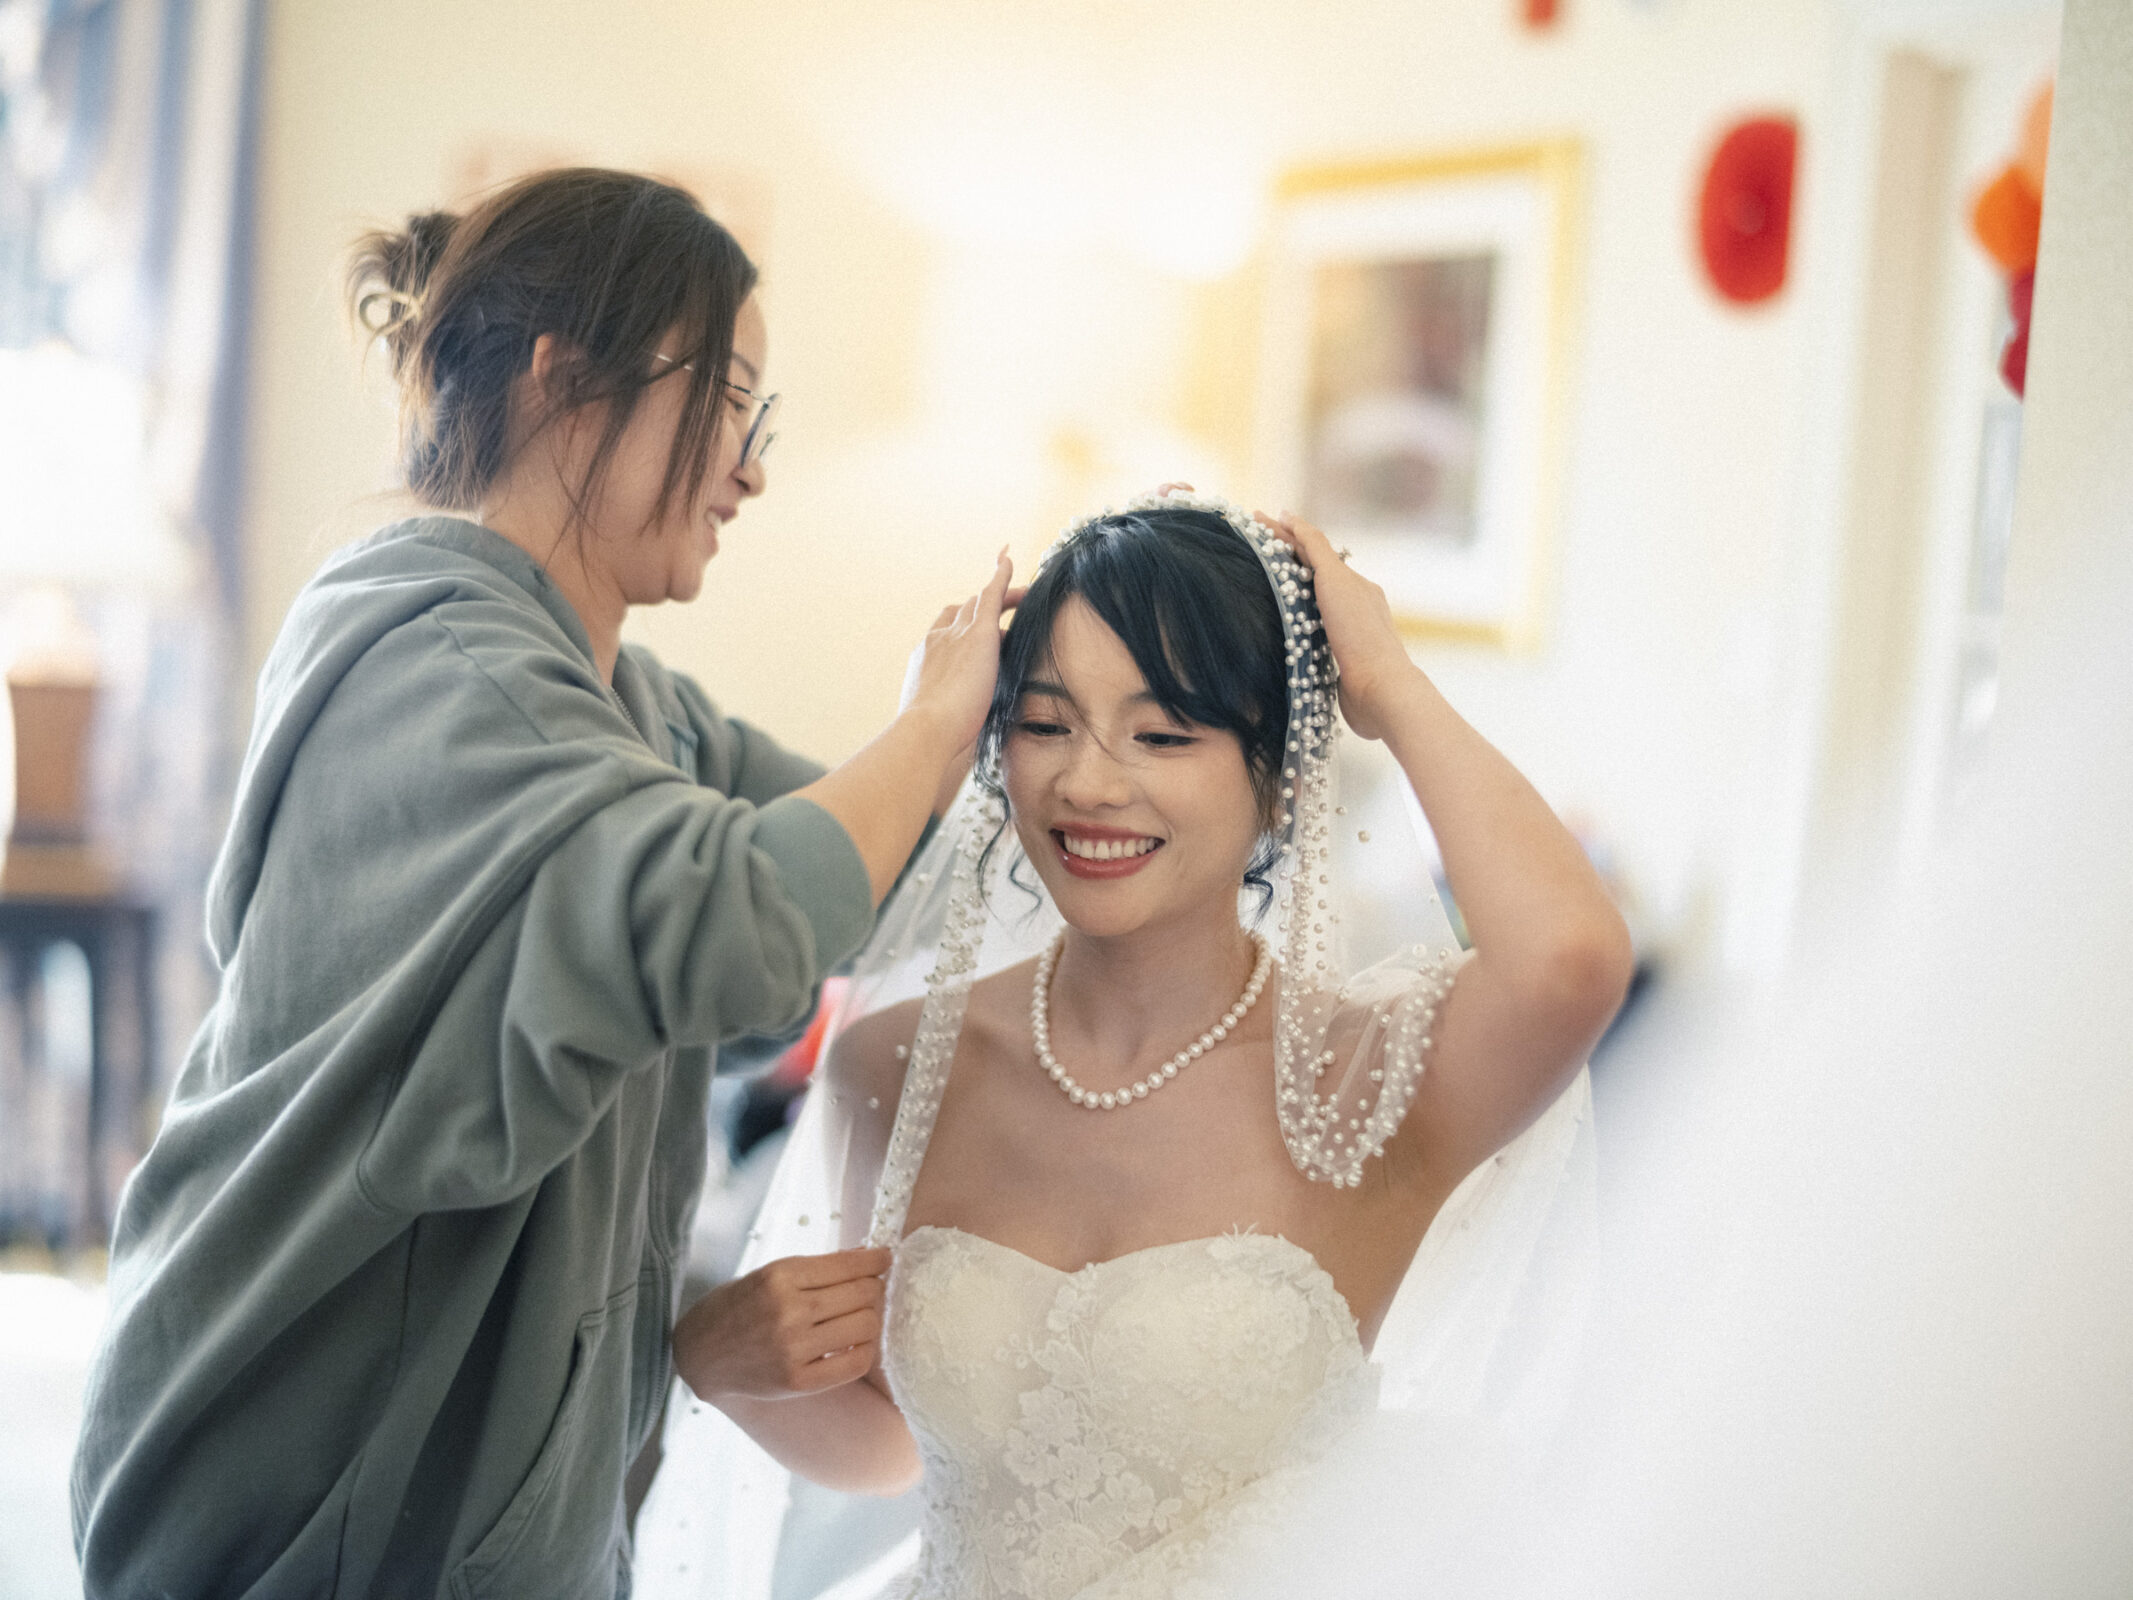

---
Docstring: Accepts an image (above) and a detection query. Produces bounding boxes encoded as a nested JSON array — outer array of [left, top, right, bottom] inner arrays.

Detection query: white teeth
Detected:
[[1062, 834, 1157, 861]]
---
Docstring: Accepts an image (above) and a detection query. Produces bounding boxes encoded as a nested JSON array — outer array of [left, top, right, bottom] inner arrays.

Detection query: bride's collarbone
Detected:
[[938, 1024, 1283, 1177], [915, 1065, 1405, 1289]]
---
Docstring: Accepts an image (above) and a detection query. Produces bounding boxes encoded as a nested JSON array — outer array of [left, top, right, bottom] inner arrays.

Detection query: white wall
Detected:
[[1502, 0, 2133, 1586], [243, 0, 2051, 975]]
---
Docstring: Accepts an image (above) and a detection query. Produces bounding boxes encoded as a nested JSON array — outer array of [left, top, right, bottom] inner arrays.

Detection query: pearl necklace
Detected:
[[1032, 932, 1273, 1111]]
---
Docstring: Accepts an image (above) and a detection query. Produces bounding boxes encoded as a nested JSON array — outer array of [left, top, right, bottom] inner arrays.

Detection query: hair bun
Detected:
[[354, 287, 418, 336], [346, 210, 459, 354]]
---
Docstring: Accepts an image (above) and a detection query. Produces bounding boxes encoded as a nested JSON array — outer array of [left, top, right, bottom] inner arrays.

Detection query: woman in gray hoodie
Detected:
[[70, 167, 1006, 1600]]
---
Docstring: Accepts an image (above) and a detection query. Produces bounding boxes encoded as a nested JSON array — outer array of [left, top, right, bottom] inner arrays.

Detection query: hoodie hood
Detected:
[[208, 518, 597, 963]]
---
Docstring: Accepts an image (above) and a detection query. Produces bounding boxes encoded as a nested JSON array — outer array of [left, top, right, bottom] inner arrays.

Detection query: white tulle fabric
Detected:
[[632, 495, 1596, 1600]]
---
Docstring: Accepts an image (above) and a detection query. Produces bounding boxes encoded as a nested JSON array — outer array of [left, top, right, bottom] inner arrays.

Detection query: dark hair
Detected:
[[979, 506, 1298, 902], [345, 167, 757, 532]]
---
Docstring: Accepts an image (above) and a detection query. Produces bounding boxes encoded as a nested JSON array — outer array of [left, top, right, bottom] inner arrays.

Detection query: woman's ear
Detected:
[[527, 332, 575, 406], [528, 331, 558, 382], [516, 333, 593, 457]]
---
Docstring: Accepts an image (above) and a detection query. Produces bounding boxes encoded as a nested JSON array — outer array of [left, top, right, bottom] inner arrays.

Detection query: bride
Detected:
[[635, 491, 1629, 1599]]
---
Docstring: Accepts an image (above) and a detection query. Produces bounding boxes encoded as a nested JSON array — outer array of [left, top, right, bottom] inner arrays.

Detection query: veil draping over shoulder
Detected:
[[634, 495, 1596, 1600]]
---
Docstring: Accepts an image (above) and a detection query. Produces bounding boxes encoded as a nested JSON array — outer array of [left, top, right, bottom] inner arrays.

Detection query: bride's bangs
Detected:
[[983, 508, 1289, 800]]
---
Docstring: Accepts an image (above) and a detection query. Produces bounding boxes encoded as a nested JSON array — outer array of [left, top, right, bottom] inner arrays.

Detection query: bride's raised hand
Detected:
[[1255, 511, 1419, 741]]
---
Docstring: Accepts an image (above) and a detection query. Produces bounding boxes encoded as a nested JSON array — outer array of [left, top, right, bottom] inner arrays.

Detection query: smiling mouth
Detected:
[[1060, 833, 1158, 861], [1052, 829, 1164, 878]]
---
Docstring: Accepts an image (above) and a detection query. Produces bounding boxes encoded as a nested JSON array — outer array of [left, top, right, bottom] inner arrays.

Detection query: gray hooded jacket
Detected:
[[71, 517, 872, 1598]]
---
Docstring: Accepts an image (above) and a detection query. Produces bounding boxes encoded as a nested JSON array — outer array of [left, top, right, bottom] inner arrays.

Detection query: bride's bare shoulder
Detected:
[[824, 959, 1039, 1099], [821, 994, 925, 1105]]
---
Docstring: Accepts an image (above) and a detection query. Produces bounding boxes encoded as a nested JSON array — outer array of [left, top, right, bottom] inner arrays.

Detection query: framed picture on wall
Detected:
[[1256, 143, 1580, 648]]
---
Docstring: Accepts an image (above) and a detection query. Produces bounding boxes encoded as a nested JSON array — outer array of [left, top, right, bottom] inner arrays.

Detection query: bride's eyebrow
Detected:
[[1018, 680, 1165, 710]]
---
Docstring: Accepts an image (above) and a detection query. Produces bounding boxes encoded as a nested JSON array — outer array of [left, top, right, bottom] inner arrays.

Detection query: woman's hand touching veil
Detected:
[[1246, 509, 1632, 1196], [671, 1245, 922, 1494], [900, 549, 1018, 756], [902, 551, 1025, 816], [1254, 510, 1420, 742], [672, 1247, 891, 1402], [793, 550, 1015, 904], [1150, 485, 1416, 740]]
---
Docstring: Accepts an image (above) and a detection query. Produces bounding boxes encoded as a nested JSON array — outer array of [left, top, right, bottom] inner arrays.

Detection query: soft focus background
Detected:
[[3, 0, 2125, 1595]]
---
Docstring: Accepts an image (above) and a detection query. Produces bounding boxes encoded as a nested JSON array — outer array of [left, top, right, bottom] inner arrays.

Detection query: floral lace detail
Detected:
[[882, 1226, 1378, 1600]]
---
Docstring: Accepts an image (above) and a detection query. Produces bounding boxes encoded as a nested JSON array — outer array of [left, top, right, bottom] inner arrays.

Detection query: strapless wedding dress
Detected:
[[878, 1224, 1379, 1600]]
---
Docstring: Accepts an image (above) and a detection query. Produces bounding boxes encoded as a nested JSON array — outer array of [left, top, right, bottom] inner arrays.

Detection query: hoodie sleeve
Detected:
[[666, 668, 827, 806], [359, 778, 870, 1214], [266, 607, 877, 1215]]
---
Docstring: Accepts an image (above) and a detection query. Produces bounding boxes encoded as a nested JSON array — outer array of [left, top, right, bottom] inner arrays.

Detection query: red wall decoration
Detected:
[[1696, 116, 1800, 306]]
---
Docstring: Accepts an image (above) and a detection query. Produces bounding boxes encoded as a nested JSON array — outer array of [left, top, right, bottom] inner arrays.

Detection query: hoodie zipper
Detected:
[[608, 685, 647, 746]]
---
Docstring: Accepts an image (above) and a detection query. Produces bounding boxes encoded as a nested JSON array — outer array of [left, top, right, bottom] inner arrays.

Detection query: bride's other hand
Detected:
[[1255, 510, 1418, 741], [672, 1246, 891, 1402], [1260, 507, 1633, 1193]]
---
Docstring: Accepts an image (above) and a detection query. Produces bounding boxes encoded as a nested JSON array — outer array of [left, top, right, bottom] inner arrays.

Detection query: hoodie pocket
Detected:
[[449, 1289, 634, 1599]]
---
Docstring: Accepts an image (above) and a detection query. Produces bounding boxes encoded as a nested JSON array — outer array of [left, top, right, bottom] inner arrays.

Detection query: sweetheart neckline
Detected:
[[898, 1222, 1365, 1349]]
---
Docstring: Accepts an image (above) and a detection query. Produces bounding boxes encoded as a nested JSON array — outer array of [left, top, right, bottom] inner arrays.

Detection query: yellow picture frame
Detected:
[[1257, 141, 1582, 650]]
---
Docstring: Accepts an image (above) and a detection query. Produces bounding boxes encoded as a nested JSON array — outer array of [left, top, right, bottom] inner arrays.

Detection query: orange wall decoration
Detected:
[[1970, 81, 2052, 396]]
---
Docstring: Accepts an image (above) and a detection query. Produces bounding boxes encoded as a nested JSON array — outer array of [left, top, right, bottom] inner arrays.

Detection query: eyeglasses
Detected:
[[651, 353, 780, 468]]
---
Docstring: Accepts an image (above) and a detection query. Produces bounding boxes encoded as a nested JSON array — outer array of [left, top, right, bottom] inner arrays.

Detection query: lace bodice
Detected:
[[881, 1224, 1379, 1600]]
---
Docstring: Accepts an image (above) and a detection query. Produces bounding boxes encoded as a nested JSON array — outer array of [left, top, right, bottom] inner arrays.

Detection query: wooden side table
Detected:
[[0, 887, 158, 1249]]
